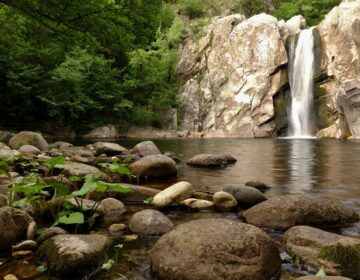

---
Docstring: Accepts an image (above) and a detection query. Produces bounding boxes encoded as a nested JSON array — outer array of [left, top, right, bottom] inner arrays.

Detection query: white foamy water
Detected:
[[288, 29, 315, 138]]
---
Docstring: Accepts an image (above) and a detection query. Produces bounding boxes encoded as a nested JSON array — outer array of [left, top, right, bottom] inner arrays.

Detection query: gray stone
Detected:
[[129, 209, 174, 236], [187, 154, 236, 167], [82, 125, 119, 139], [9, 131, 48, 151], [94, 142, 129, 156], [18, 145, 41, 155], [131, 141, 161, 156], [150, 219, 281, 280], [37, 227, 68, 244], [152, 182, 193, 208], [213, 191, 238, 210], [129, 154, 177, 178], [222, 185, 267, 205], [62, 162, 109, 180]]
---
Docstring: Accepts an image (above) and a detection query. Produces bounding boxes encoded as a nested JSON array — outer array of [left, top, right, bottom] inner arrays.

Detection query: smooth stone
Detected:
[[68, 198, 106, 214], [213, 191, 238, 210], [62, 162, 109, 180], [71, 154, 94, 164], [243, 195, 359, 230], [12, 250, 33, 258], [37, 234, 111, 278], [131, 141, 161, 156], [152, 182, 193, 208], [9, 131, 48, 151], [60, 146, 94, 158], [187, 154, 237, 167], [0, 207, 33, 251], [94, 142, 129, 156], [18, 145, 41, 155], [4, 275, 19, 280], [245, 181, 271, 192], [48, 141, 73, 149], [37, 227, 68, 244], [150, 219, 281, 280], [129, 209, 174, 236], [129, 154, 177, 178], [182, 198, 214, 210], [100, 198, 126, 224], [107, 223, 127, 239], [285, 226, 360, 278], [222, 184, 267, 205], [12, 240, 37, 251]]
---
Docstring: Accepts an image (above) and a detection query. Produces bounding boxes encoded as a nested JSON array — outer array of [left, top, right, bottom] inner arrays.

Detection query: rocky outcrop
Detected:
[[177, 13, 288, 138], [242, 195, 359, 230], [285, 226, 360, 279], [37, 234, 110, 278], [150, 219, 281, 280]]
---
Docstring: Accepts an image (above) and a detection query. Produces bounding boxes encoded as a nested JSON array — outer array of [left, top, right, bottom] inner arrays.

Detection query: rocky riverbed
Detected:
[[0, 131, 359, 280]]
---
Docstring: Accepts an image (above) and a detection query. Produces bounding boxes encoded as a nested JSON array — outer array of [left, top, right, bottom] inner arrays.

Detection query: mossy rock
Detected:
[[319, 243, 360, 280], [9, 131, 48, 151]]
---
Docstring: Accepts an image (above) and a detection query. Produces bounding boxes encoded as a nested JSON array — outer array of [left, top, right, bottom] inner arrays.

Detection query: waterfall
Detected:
[[288, 29, 315, 138]]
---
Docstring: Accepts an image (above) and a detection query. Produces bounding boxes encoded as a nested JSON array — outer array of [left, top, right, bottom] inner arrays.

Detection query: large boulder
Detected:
[[93, 142, 129, 156], [129, 209, 174, 236], [37, 234, 110, 278], [9, 131, 48, 151], [0, 207, 33, 251], [222, 184, 267, 205], [285, 226, 360, 279], [150, 219, 281, 280], [242, 195, 359, 230], [177, 13, 287, 138], [82, 125, 119, 139], [152, 181, 193, 208], [131, 141, 161, 156], [336, 79, 360, 138], [18, 145, 41, 155], [129, 154, 177, 178], [187, 154, 237, 167]]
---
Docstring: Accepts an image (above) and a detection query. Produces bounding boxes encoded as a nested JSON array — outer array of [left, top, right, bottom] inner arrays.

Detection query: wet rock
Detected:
[[129, 154, 177, 178], [129, 209, 174, 236], [163, 151, 181, 163], [182, 198, 214, 210], [131, 141, 161, 156], [36, 227, 68, 244], [107, 223, 126, 239], [12, 240, 37, 251], [222, 185, 267, 206], [37, 234, 111, 278], [187, 154, 237, 167], [18, 145, 41, 155], [62, 162, 109, 180], [245, 181, 271, 192], [9, 131, 48, 151], [150, 219, 281, 280], [152, 182, 193, 208], [213, 191, 237, 211], [243, 195, 359, 230], [94, 142, 129, 156], [285, 226, 360, 279], [100, 198, 125, 224], [192, 191, 213, 201], [0, 207, 33, 251]]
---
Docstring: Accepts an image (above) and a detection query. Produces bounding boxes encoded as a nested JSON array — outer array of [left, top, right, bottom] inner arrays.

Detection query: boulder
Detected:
[[286, 15, 306, 37], [131, 141, 161, 156], [285, 226, 360, 279], [152, 182, 193, 208], [222, 185, 267, 205], [37, 234, 110, 278], [60, 146, 94, 158], [18, 145, 41, 155], [187, 154, 237, 167], [62, 162, 109, 180], [36, 227, 68, 244], [94, 142, 129, 156], [129, 209, 174, 236], [82, 125, 119, 139], [182, 198, 214, 210], [9, 131, 48, 151], [213, 191, 238, 210], [129, 154, 177, 178], [245, 181, 271, 192], [0, 207, 33, 251], [177, 14, 287, 138], [150, 219, 281, 280], [243, 195, 359, 230], [336, 79, 360, 138]]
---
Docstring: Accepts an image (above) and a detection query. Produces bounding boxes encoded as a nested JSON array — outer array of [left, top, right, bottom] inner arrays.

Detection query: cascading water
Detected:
[[288, 29, 316, 138]]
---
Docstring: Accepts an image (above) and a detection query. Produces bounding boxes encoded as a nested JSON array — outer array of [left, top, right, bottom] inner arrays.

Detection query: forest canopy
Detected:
[[0, 0, 340, 131]]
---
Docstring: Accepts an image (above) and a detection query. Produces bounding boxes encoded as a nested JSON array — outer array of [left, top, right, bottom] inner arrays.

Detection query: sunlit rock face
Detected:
[[177, 14, 288, 138], [316, 0, 360, 138]]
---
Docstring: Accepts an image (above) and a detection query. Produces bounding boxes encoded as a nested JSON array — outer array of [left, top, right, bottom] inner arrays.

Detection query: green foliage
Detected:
[[55, 211, 85, 225], [178, 0, 205, 19], [45, 156, 65, 169], [99, 162, 131, 175]]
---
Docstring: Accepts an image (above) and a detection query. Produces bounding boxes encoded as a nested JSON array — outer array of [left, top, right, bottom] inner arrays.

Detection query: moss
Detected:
[[319, 243, 360, 280]]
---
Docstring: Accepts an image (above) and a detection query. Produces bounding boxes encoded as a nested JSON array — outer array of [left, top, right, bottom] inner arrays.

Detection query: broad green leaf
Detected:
[[69, 176, 82, 182], [99, 162, 131, 175], [71, 181, 97, 196], [12, 198, 30, 208], [12, 183, 49, 197], [96, 181, 132, 193], [51, 183, 71, 197], [84, 173, 102, 183], [45, 156, 65, 169], [55, 212, 84, 225], [143, 197, 153, 204]]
